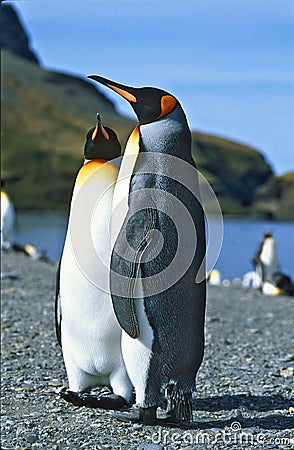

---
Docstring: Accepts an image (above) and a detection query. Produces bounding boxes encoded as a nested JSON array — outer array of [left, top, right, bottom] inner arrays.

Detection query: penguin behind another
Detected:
[[55, 114, 133, 409], [89, 76, 206, 424]]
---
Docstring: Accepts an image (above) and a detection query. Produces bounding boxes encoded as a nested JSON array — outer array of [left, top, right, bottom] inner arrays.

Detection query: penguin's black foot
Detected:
[[139, 406, 157, 425], [112, 406, 157, 425], [59, 387, 127, 409], [112, 406, 190, 427]]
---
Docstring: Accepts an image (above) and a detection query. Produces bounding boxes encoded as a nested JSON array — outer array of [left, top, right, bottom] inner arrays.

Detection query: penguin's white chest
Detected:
[[260, 238, 277, 268], [1, 191, 15, 247], [60, 161, 121, 374], [120, 273, 154, 406]]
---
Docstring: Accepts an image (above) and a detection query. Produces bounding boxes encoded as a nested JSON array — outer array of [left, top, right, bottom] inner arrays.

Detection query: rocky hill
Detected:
[[252, 171, 294, 221], [0, 3, 39, 63], [2, 3, 292, 219], [192, 132, 272, 214]]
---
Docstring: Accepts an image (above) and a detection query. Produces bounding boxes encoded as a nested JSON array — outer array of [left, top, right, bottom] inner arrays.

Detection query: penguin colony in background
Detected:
[[56, 114, 133, 409], [57, 77, 206, 425]]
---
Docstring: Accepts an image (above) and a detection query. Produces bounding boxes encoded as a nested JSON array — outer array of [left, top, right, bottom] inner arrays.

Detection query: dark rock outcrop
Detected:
[[0, 3, 40, 64], [252, 171, 294, 220]]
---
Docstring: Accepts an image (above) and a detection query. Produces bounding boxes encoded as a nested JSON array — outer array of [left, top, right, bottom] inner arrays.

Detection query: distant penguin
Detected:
[[253, 231, 278, 288], [89, 76, 206, 424], [1, 179, 16, 250], [55, 114, 133, 409], [242, 271, 260, 289], [273, 272, 294, 296], [207, 269, 221, 286], [262, 281, 281, 296], [12, 242, 47, 260]]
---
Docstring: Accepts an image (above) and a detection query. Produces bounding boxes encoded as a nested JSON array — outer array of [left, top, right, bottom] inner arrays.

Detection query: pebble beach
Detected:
[[1, 251, 294, 450]]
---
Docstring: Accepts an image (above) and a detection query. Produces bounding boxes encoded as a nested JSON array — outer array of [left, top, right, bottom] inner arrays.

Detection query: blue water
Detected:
[[13, 211, 294, 281], [214, 219, 294, 280]]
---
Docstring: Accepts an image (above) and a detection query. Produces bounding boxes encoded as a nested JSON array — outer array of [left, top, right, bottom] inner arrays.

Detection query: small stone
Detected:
[[4, 419, 15, 427], [137, 444, 164, 450], [15, 386, 31, 391], [48, 381, 63, 387], [281, 367, 293, 377], [26, 433, 39, 443], [81, 442, 92, 448], [132, 423, 143, 429]]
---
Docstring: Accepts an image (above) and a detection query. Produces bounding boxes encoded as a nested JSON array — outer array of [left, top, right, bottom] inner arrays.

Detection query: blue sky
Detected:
[[8, 0, 294, 175]]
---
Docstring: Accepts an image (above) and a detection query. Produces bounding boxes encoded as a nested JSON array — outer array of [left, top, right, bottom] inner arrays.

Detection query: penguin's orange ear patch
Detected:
[[158, 95, 177, 119], [108, 84, 137, 103]]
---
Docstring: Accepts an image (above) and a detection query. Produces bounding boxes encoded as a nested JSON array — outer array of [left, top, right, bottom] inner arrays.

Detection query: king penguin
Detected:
[[1, 178, 16, 250], [55, 114, 133, 409], [88, 76, 206, 424], [253, 230, 278, 288]]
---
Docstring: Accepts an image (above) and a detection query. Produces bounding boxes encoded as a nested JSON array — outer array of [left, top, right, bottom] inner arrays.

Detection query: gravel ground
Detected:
[[1, 251, 294, 450]]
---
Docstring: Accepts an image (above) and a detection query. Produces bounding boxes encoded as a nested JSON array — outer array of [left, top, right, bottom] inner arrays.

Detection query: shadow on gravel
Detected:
[[191, 394, 294, 430], [193, 394, 293, 412], [191, 414, 293, 431]]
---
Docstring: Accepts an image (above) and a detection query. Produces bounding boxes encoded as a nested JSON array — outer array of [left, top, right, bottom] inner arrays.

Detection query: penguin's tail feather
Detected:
[[166, 383, 193, 422]]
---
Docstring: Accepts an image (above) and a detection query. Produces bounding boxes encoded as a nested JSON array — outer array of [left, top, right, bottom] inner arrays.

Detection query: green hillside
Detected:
[[252, 171, 294, 221], [192, 132, 273, 214], [1, 50, 134, 209], [1, 50, 276, 215]]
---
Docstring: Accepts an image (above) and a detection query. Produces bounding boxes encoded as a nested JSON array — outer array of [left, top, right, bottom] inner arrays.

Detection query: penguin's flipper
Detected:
[[110, 207, 158, 338], [55, 259, 62, 347]]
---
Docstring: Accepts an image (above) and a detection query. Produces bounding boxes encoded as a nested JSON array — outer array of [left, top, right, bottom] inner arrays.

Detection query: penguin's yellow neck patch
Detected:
[[1, 191, 9, 201], [76, 160, 107, 187], [123, 126, 140, 157], [111, 126, 140, 246]]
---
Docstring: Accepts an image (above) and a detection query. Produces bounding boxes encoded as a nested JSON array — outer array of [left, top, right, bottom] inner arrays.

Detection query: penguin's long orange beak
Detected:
[[88, 75, 138, 103]]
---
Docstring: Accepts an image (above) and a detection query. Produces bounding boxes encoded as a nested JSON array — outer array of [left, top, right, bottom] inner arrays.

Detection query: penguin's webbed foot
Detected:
[[111, 406, 191, 427], [111, 406, 157, 425], [59, 386, 127, 409]]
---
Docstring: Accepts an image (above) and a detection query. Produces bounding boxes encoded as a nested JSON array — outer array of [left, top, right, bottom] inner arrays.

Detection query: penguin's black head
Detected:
[[84, 113, 121, 160], [88, 75, 178, 125]]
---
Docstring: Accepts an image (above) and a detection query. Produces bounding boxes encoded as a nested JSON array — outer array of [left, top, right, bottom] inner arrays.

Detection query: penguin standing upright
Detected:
[[1, 178, 16, 250], [56, 114, 133, 409], [253, 230, 278, 288], [89, 76, 206, 424]]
